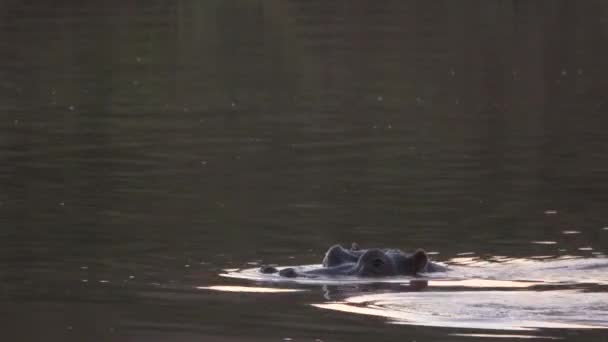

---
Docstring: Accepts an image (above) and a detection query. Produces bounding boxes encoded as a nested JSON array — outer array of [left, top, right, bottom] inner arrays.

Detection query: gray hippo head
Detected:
[[262, 244, 434, 278], [353, 248, 429, 276]]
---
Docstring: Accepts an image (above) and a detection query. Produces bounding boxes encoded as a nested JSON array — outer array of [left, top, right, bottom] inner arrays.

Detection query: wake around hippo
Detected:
[[260, 243, 447, 278]]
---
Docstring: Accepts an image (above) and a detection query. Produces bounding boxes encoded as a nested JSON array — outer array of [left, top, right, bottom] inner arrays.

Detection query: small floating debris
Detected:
[[99, 280, 109, 283], [544, 210, 558, 215], [602, 227, 608, 231], [426, 251, 440, 255], [531, 241, 557, 245], [578, 247, 594, 251], [562, 230, 581, 235], [456, 252, 475, 256], [198, 286, 305, 293]]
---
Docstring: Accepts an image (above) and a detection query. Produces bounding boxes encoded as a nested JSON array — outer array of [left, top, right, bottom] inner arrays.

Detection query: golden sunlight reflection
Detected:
[[198, 286, 306, 293], [312, 302, 532, 331], [313, 290, 608, 331]]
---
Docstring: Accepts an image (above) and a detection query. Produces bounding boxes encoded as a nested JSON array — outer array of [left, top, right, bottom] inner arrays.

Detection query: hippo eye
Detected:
[[372, 259, 385, 268]]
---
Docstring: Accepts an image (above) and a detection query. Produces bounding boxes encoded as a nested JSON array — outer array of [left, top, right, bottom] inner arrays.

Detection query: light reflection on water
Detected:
[[449, 333, 562, 339], [225, 255, 608, 285], [198, 285, 306, 293], [220, 256, 608, 333], [313, 290, 608, 331]]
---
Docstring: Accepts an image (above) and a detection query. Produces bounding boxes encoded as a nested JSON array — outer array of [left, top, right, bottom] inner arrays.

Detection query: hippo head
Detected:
[[355, 248, 428, 276]]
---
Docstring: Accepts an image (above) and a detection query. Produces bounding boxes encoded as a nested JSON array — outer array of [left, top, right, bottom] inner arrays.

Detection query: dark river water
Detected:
[[2, 1, 608, 341]]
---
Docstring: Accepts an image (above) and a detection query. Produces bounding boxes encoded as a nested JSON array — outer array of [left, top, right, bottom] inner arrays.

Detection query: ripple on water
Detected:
[[198, 286, 306, 293], [223, 257, 608, 286], [312, 290, 608, 331], [220, 264, 432, 285], [219, 257, 608, 334]]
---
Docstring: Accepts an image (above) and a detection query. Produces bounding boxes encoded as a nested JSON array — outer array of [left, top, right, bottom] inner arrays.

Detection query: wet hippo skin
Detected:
[[260, 243, 447, 278]]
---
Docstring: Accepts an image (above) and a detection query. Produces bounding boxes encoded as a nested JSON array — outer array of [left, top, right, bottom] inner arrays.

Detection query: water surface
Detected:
[[1, 1, 608, 341]]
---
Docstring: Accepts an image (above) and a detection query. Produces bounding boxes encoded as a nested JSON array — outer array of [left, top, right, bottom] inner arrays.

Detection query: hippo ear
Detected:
[[351, 242, 361, 251], [412, 249, 428, 273]]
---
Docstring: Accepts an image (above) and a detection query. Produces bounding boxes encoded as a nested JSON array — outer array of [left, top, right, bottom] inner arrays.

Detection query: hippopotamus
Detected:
[[260, 243, 447, 278]]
